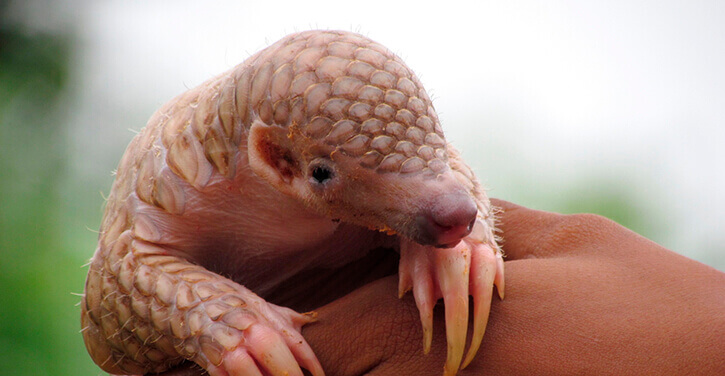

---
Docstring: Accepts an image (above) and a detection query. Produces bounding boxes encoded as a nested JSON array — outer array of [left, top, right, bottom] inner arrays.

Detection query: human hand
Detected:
[[302, 199, 725, 375], [146, 199, 724, 375]]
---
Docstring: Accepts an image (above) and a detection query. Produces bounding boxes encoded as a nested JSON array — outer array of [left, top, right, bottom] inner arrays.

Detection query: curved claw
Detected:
[[399, 226, 502, 374], [265, 305, 324, 376], [442, 294, 468, 376], [284, 325, 325, 376], [246, 324, 304, 376], [400, 239, 436, 353], [202, 306, 323, 376], [212, 348, 264, 376], [495, 251, 505, 300], [436, 244, 471, 376], [412, 270, 435, 354], [398, 257, 413, 299], [461, 244, 497, 369]]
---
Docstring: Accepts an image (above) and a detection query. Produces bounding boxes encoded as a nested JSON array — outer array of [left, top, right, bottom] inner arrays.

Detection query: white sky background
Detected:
[[13, 0, 723, 268]]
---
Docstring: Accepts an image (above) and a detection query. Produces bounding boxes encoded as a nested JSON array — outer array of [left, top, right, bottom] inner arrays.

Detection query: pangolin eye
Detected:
[[310, 164, 334, 185]]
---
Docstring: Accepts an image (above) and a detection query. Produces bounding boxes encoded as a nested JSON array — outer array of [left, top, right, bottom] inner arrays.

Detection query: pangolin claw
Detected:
[[399, 229, 503, 375], [204, 322, 324, 376], [461, 244, 497, 369], [438, 244, 470, 376], [413, 273, 435, 355], [495, 251, 506, 300]]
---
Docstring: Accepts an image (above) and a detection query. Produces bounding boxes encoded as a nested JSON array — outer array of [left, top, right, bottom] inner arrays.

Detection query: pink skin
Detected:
[[82, 30, 503, 376]]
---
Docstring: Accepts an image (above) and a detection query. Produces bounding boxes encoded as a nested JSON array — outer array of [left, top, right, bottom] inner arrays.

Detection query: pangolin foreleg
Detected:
[[81, 230, 323, 376]]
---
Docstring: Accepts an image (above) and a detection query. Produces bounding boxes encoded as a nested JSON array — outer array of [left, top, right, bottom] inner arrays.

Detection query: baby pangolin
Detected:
[[81, 30, 504, 376]]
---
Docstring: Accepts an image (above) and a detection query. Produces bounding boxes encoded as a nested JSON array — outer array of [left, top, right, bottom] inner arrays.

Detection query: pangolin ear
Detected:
[[247, 120, 305, 195]]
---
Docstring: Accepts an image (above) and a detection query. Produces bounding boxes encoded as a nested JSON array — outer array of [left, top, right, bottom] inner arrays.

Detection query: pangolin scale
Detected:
[[81, 30, 504, 376]]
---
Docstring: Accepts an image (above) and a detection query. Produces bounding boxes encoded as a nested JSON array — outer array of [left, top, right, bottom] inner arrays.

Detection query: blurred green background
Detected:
[[0, 3, 93, 374], [0, 1, 722, 375]]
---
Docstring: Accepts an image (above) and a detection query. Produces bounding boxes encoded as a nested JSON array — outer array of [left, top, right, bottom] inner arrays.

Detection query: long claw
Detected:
[[437, 246, 470, 376], [443, 293, 468, 376], [494, 251, 505, 300], [215, 348, 264, 376], [285, 329, 325, 376], [401, 240, 436, 353], [398, 241, 414, 298], [401, 224, 502, 373], [461, 244, 496, 369], [412, 270, 435, 354], [247, 325, 304, 376], [399, 265, 413, 299]]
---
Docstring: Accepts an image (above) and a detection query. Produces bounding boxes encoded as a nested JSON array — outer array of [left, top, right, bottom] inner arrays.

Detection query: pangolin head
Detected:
[[245, 30, 476, 247]]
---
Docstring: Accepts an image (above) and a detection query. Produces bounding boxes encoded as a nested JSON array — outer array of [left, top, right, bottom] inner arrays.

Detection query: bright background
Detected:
[[1, 0, 722, 374]]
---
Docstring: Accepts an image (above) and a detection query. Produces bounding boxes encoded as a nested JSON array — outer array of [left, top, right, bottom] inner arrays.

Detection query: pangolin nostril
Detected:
[[467, 217, 476, 233], [416, 192, 477, 247]]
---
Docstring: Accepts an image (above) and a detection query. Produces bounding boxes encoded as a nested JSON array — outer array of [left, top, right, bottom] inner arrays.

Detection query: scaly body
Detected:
[[81, 30, 504, 376]]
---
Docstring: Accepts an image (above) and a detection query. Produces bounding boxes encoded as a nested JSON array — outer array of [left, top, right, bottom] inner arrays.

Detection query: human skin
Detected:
[[300, 198, 725, 375], [154, 198, 724, 375]]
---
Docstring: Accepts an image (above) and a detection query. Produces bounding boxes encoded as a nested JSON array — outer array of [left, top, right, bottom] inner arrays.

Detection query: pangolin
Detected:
[[81, 30, 504, 376]]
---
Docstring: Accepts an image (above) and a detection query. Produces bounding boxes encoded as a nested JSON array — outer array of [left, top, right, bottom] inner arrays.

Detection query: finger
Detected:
[[461, 243, 496, 369], [246, 325, 304, 376], [283, 330, 325, 376], [212, 348, 263, 376], [435, 245, 470, 376]]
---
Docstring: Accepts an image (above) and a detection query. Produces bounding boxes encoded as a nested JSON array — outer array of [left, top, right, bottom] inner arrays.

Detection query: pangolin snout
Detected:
[[414, 192, 477, 248]]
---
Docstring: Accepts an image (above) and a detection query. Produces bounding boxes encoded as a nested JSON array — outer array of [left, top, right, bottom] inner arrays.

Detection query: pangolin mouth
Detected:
[[414, 213, 476, 249], [437, 239, 465, 249]]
